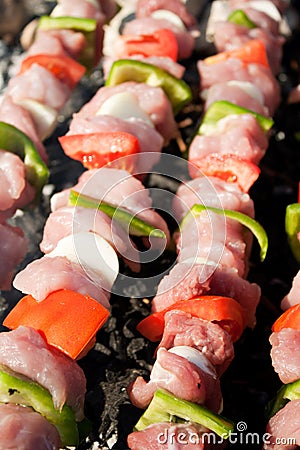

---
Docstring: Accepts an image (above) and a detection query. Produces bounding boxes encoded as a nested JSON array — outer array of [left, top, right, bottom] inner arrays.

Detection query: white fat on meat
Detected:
[[169, 346, 217, 379], [47, 231, 119, 291], [14, 98, 57, 140], [96, 91, 154, 127], [281, 269, 300, 310]]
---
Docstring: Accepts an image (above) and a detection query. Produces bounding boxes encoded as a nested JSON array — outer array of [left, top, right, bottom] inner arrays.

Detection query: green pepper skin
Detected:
[[38, 16, 97, 69], [285, 203, 300, 263], [198, 100, 274, 135], [0, 122, 49, 201], [227, 9, 257, 28], [266, 379, 300, 419], [105, 59, 192, 115], [180, 204, 268, 261], [134, 388, 234, 439], [0, 370, 79, 446], [69, 189, 166, 238]]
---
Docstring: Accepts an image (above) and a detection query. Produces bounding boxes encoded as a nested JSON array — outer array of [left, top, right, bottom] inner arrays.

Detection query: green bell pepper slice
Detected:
[[0, 369, 79, 446], [105, 59, 192, 115], [0, 122, 49, 200], [180, 204, 268, 261], [266, 379, 300, 419], [134, 388, 234, 439], [38, 16, 97, 69], [69, 189, 166, 238], [198, 100, 274, 135], [285, 202, 300, 263], [227, 9, 257, 28]]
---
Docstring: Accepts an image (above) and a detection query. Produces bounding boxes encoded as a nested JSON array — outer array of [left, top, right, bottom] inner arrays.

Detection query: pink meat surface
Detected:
[[189, 114, 269, 165], [152, 263, 260, 328], [159, 310, 234, 374], [128, 347, 222, 411], [0, 223, 28, 291], [76, 81, 178, 144], [281, 270, 300, 310], [0, 326, 86, 420], [177, 212, 248, 276], [0, 95, 47, 161], [198, 58, 281, 115], [264, 399, 300, 450], [52, 0, 105, 21], [0, 403, 62, 450], [204, 81, 268, 115], [213, 21, 284, 74], [67, 114, 163, 173], [50, 168, 170, 244], [28, 29, 87, 59], [128, 422, 205, 450], [173, 175, 254, 222], [136, 0, 196, 27], [270, 328, 300, 384], [13, 255, 111, 308], [6, 64, 71, 112], [0, 150, 26, 210], [123, 17, 195, 60], [40, 206, 141, 272]]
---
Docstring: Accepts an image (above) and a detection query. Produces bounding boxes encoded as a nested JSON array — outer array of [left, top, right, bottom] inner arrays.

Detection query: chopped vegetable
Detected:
[[0, 121, 49, 199], [0, 369, 79, 446], [69, 190, 166, 239], [266, 379, 300, 419], [285, 202, 300, 263], [227, 9, 257, 28], [181, 204, 268, 261], [198, 100, 274, 135], [105, 59, 192, 115], [137, 295, 246, 342], [203, 39, 270, 68], [189, 153, 261, 193], [116, 29, 178, 61], [59, 132, 140, 170], [272, 303, 300, 333], [38, 15, 98, 68], [3, 289, 110, 360], [134, 388, 234, 438], [19, 54, 86, 89]]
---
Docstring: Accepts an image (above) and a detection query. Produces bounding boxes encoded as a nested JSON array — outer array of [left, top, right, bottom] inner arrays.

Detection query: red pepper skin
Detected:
[[19, 54, 86, 89], [59, 132, 141, 171], [3, 289, 110, 360], [137, 295, 246, 343], [272, 304, 300, 333], [189, 153, 261, 192], [116, 29, 178, 61]]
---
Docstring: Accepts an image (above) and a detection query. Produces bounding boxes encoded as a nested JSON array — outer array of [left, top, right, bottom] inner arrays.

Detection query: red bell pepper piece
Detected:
[[272, 304, 300, 333], [3, 289, 110, 360], [203, 39, 270, 69], [189, 153, 260, 192], [137, 295, 246, 343], [59, 132, 140, 171], [116, 29, 178, 61], [19, 54, 86, 89]]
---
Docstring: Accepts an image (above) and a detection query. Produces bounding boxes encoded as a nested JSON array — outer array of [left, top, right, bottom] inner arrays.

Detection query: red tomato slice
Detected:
[[137, 295, 246, 343], [3, 289, 110, 360], [189, 153, 260, 192], [19, 54, 86, 89], [59, 132, 140, 171], [204, 39, 270, 69], [116, 28, 178, 61], [272, 303, 300, 333]]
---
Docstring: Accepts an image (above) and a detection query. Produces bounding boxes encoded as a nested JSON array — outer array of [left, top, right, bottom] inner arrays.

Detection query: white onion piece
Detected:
[[227, 81, 265, 105], [47, 232, 119, 290], [206, 1, 230, 42], [15, 99, 57, 140], [151, 9, 186, 31], [96, 91, 154, 127], [169, 346, 217, 378], [246, 1, 282, 22]]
